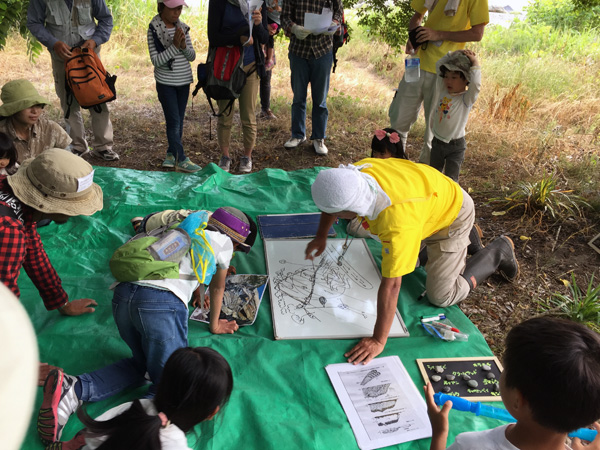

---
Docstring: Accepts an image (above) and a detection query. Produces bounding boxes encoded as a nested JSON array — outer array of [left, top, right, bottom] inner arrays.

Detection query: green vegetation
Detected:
[[493, 173, 591, 222], [538, 273, 600, 333]]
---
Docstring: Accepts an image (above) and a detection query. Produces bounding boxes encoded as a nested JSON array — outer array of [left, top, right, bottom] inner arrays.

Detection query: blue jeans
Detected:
[[156, 82, 189, 162], [78, 283, 189, 401], [289, 51, 333, 140]]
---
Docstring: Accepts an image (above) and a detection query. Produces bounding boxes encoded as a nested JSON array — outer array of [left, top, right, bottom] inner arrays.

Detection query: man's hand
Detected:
[[291, 24, 311, 40], [321, 21, 339, 36], [424, 382, 452, 450], [81, 39, 97, 50], [38, 362, 62, 386], [344, 337, 385, 365], [414, 26, 441, 43], [53, 41, 72, 60], [59, 298, 97, 316], [210, 318, 239, 334], [305, 237, 327, 260]]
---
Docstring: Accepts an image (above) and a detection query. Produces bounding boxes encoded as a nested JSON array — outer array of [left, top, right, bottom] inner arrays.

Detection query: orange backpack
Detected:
[[64, 47, 117, 117]]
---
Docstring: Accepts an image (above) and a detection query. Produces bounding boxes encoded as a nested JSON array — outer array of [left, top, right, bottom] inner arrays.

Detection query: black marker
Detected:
[[417, 290, 427, 301]]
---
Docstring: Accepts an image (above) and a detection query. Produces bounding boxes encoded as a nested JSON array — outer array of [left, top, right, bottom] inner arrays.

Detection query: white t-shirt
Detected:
[[130, 230, 234, 305], [447, 425, 573, 450], [84, 399, 189, 450], [432, 66, 482, 143]]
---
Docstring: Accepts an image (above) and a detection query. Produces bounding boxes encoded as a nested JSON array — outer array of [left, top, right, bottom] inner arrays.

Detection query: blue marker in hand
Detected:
[[433, 393, 597, 442]]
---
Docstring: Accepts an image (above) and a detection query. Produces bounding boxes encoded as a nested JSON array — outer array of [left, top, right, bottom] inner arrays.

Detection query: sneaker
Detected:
[[283, 136, 306, 149], [162, 153, 176, 168], [218, 155, 231, 172], [176, 158, 201, 173], [239, 156, 252, 173], [91, 148, 119, 161], [71, 147, 90, 157], [131, 216, 144, 233], [259, 108, 276, 120], [38, 369, 82, 444], [44, 431, 87, 450], [313, 139, 328, 155]]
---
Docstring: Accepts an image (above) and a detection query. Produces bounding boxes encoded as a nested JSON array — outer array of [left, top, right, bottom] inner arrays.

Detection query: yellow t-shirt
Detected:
[[411, 0, 489, 73], [356, 158, 463, 278]]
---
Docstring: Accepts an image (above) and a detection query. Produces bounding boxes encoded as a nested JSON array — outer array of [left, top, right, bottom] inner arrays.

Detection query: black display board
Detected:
[[416, 356, 504, 402]]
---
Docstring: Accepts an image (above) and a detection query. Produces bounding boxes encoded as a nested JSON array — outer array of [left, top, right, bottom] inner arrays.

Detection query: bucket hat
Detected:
[[7, 148, 103, 216], [0, 80, 50, 118], [208, 207, 254, 253], [436, 51, 473, 83]]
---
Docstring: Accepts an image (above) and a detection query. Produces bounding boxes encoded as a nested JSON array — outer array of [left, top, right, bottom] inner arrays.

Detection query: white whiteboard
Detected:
[[264, 239, 409, 340]]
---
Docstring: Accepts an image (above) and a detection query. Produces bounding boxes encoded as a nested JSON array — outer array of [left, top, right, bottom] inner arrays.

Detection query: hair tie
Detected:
[[374, 129, 401, 144], [158, 412, 170, 428]]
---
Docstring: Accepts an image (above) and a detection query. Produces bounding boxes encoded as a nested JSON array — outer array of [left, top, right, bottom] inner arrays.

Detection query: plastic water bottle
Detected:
[[405, 52, 420, 83]]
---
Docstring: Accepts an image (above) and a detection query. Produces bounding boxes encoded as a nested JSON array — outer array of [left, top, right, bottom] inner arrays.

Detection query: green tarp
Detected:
[[20, 164, 505, 449]]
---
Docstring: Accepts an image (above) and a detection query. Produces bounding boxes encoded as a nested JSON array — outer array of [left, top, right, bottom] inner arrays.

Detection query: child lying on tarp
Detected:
[[37, 207, 256, 446], [425, 317, 600, 450]]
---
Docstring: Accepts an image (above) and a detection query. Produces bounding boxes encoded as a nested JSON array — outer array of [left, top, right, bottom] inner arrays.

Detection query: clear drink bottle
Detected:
[[405, 52, 420, 83]]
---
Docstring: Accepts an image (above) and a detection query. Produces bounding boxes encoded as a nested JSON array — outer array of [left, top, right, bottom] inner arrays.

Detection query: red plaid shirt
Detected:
[[281, 0, 344, 59], [0, 176, 68, 310]]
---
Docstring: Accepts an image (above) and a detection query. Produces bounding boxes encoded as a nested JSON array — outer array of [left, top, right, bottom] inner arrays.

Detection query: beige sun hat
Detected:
[[7, 148, 103, 216], [0, 79, 51, 118], [436, 50, 473, 83]]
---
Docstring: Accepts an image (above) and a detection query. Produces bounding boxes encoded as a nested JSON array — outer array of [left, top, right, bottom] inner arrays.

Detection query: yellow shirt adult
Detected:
[[356, 157, 463, 278], [411, 0, 489, 73]]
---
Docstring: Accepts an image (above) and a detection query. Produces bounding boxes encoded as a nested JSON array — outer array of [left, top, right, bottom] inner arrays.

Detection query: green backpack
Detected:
[[109, 225, 193, 282]]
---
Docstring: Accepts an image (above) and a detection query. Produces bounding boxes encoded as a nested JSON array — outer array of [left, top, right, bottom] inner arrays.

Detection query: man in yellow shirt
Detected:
[[388, 0, 489, 164], [306, 158, 518, 364]]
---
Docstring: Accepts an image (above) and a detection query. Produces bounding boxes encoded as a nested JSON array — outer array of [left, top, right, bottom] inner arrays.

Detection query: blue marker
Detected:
[[433, 393, 597, 442]]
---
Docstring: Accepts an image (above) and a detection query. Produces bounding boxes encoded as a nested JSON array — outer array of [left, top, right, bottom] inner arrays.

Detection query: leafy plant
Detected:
[[495, 172, 591, 221], [0, 0, 43, 60], [538, 273, 600, 332]]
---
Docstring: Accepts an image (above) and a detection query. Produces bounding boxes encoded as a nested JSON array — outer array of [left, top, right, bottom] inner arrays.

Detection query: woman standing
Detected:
[[148, 0, 201, 173], [208, 0, 268, 173]]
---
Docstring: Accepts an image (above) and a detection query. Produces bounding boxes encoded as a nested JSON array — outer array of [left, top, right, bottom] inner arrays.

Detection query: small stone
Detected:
[[482, 364, 492, 371], [442, 386, 451, 393], [486, 372, 496, 380], [445, 374, 455, 381], [467, 380, 479, 388], [434, 365, 444, 374], [493, 382, 500, 392], [462, 374, 471, 381], [431, 375, 442, 382]]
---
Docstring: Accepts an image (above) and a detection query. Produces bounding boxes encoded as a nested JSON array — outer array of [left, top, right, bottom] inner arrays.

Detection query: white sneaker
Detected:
[[283, 136, 306, 149], [313, 139, 328, 155]]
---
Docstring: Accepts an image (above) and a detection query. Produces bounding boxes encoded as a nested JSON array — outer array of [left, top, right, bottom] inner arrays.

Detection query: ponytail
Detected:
[[78, 400, 162, 450]]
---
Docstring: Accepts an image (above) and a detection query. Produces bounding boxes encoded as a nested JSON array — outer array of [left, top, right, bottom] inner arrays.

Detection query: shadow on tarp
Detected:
[[19, 164, 505, 450]]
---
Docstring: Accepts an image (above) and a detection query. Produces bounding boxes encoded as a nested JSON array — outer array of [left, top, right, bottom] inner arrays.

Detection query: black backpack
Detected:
[[332, 12, 350, 74], [192, 46, 249, 117]]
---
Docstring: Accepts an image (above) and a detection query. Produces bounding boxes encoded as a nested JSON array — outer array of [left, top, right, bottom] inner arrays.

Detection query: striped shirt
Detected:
[[147, 23, 196, 86]]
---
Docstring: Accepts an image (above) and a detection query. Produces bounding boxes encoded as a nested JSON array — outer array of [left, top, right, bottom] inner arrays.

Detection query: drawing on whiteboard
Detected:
[[265, 239, 409, 340], [362, 384, 391, 398], [375, 413, 400, 427], [361, 369, 381, 386], [369, 399, 397, 413], [272, 245, 373, 326]]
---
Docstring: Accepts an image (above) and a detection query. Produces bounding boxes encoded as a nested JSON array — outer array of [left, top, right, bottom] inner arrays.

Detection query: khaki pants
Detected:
[[216, 63, 260, 151], [388, 70, 440, 164], [423, 189, 474, 307], [51, 51, 114, 153]]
